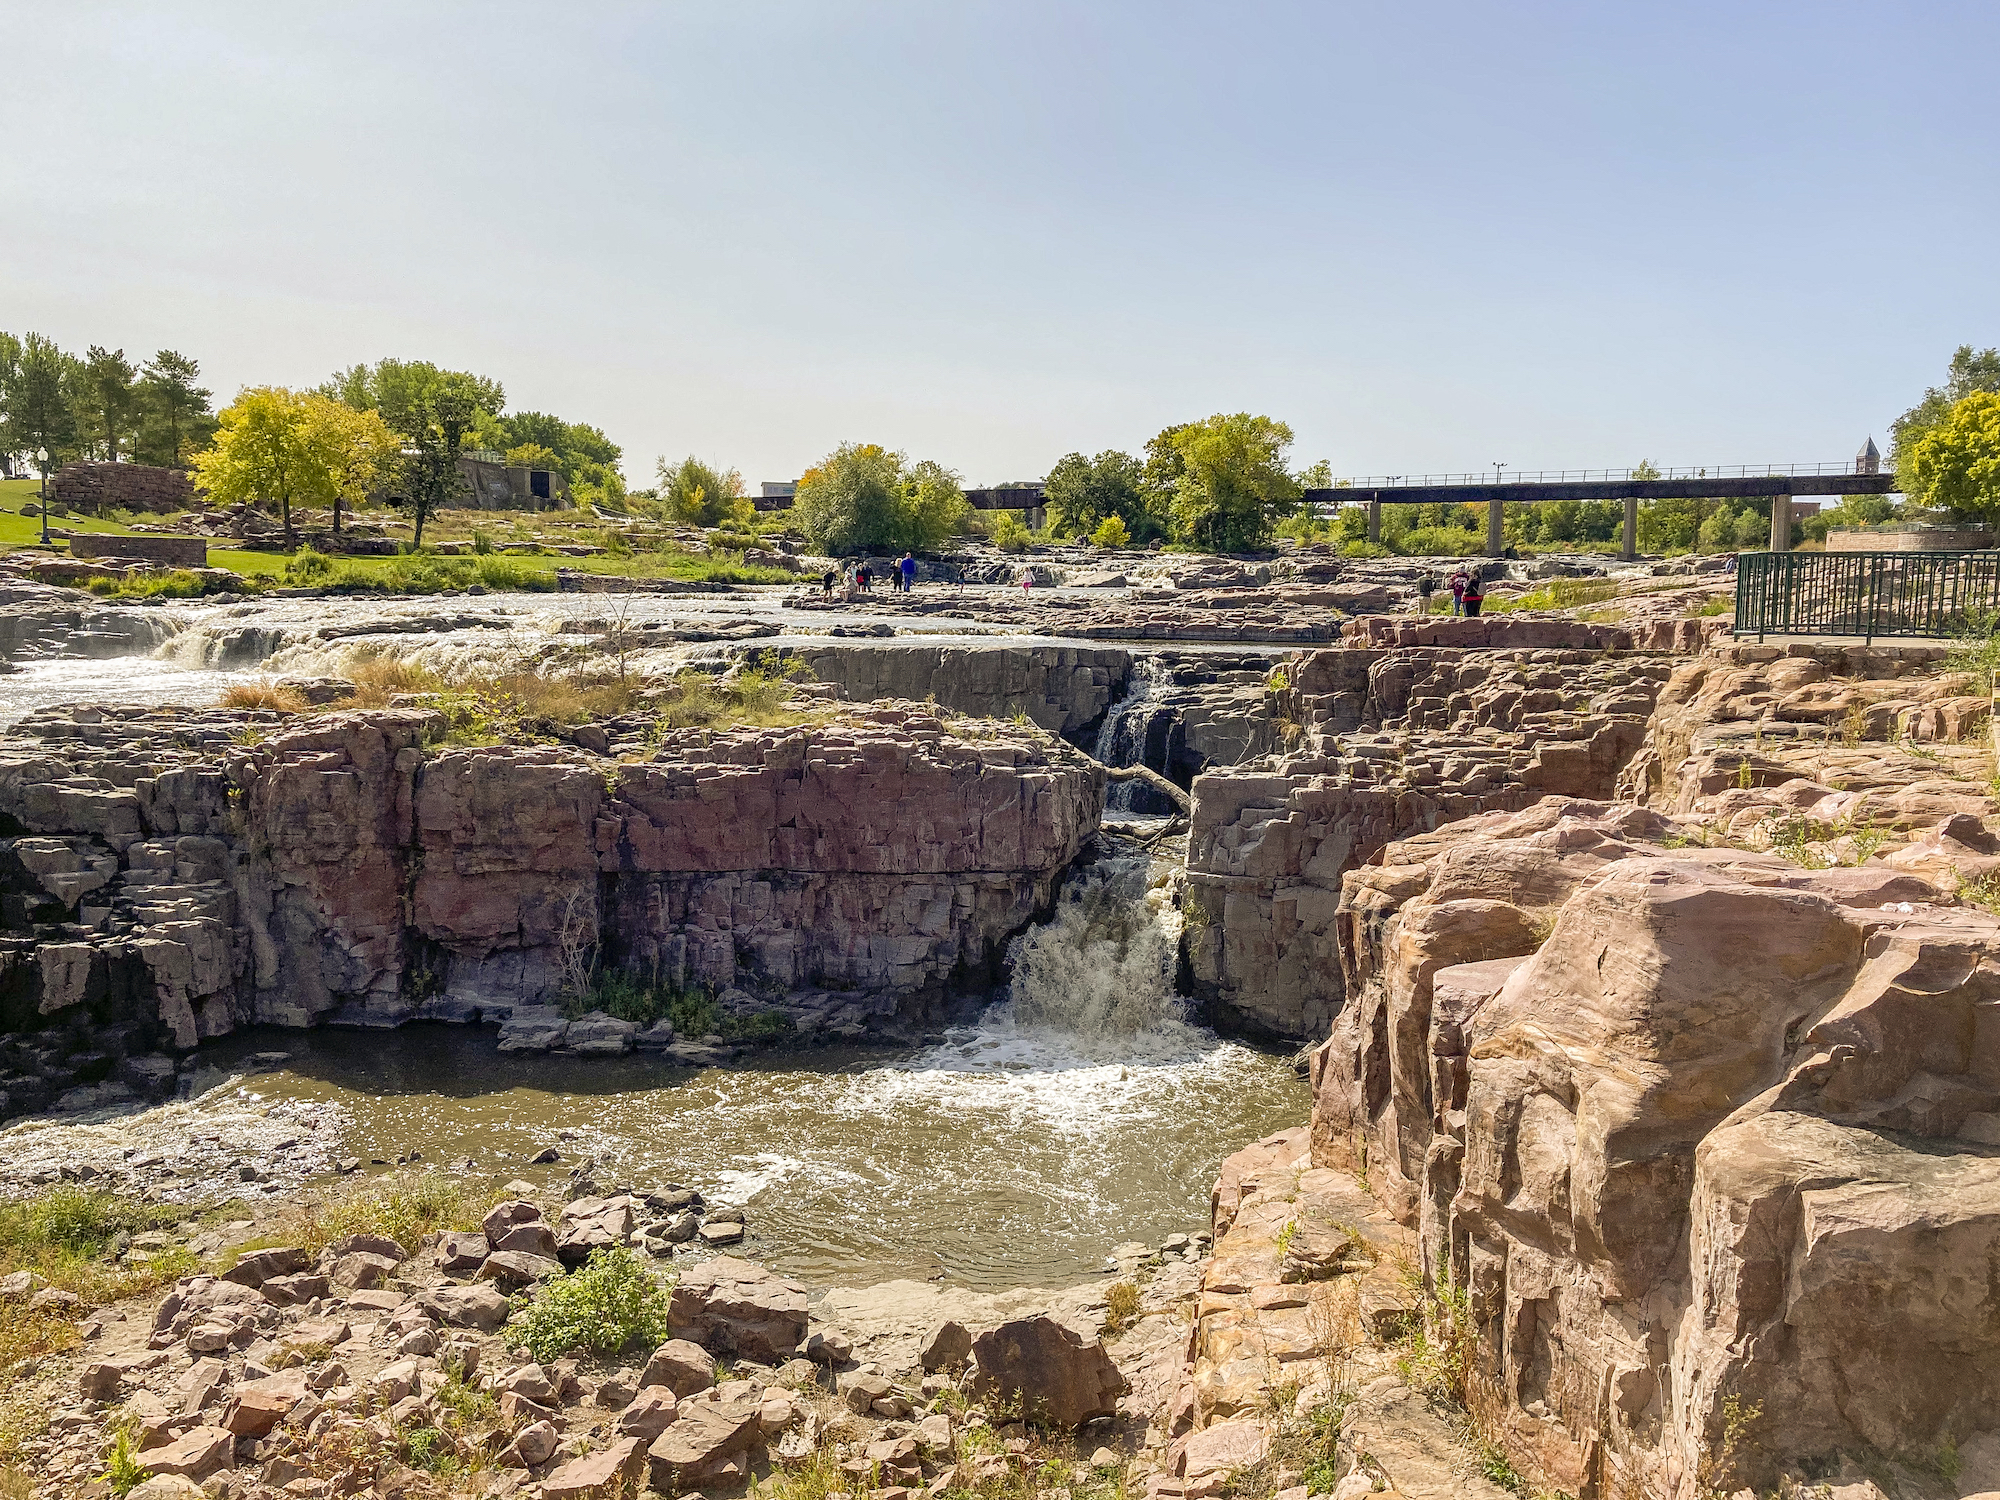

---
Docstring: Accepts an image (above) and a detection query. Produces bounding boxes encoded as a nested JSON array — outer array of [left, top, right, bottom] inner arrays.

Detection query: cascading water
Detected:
[[1093, 657, 1166, 812], [1006, 848, 1186, 1038]]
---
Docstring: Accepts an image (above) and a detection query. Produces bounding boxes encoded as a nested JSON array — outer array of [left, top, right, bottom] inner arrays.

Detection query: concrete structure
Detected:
[[1325, 469, 1901, 560], [68, 533, 207, 567], [1826, 525, 1996, 552], [456, 454, 569, 511]]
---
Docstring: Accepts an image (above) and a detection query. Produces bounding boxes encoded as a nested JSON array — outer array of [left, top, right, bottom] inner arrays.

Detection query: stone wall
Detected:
[[0, 703, 1101, 1121], [68, 534, 208, 568], [1307, 797, 2000, 1497], [47, 461, 194, 514]]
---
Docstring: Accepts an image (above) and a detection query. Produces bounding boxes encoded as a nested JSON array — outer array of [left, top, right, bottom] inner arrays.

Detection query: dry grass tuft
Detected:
[[217, 680, 310, 713]]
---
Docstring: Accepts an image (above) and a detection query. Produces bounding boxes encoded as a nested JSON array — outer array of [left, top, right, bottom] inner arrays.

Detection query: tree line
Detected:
[[0, 334, 215, 474]]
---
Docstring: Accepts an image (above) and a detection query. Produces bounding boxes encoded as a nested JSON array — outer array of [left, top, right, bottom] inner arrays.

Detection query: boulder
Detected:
[[142, 1424, 235, 1480], [556, 1195, 637, 1267], [640, 1338, 717, 1396], [477, 1249, 565, 1287], [128, 1480, 207, 1500], [419, 1282, 511, 1331], [435, 1231, 489, 1273], [619, 1385, 680, 1440], [492, 1221, 560, 1259], [504, 1419, 559, 1468], [329, 1250, 399, 1290], [481, 1199, 544, 1240], [544, 1436, 650, 1498], [647, 1396, 764, 1487], [968, 1316, 1125, 1429], [919, 1320, 972, 1371], [220, 1374, 308, 1437], [220, 1246, 310, 1289], [668, 1256, 808, 1361]]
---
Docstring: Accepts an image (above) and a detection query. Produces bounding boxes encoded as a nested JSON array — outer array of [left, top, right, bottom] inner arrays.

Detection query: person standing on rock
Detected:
[[900, 551, 917, 593], [821, 568, 836, 598], [1462, 568, 1485, 618], [857, 564, 872, 592], [1449, 569, 1468, 616], [1416, 570, 1437, 614]]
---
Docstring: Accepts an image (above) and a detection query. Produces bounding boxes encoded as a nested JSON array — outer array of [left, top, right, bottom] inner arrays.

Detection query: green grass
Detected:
[[0, 1187, 200, 1367], [0, 479, 146, 549], [510, 1247, 674, 1364]]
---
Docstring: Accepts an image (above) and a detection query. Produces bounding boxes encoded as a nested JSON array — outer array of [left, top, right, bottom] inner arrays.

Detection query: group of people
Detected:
[[1414, 565, 1486, 617], [818, 551, 931, 599]]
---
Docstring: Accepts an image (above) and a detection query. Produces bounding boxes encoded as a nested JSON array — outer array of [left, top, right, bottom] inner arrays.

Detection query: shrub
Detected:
[[282, 546, 334, 584], [1339, 540, 1390, 559], [989, 512, 1032, 553], [511, 1248, 673, 1364], [1090, 514, 1131, 548], [1102, 1281, 1141, 1335]]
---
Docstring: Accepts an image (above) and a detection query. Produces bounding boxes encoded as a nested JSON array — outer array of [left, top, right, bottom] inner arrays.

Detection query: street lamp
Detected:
[[35, 447, 50, 547], [1493, 462, 1508, 485]]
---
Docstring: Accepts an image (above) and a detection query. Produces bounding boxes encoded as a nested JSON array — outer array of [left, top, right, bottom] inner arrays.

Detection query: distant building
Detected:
[[761, 481, 798, 499], [1855, 436, 1881, 475], [456, 452, 570, 510]]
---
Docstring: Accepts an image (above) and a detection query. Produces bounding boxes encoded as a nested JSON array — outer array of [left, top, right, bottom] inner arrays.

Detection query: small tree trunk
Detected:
[[281, 492, 293, 551]]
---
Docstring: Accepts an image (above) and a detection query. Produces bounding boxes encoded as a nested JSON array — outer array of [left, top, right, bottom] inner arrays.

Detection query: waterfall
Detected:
[[1093, 658, 1165, 812], [1006, 849, 1187, 1038]]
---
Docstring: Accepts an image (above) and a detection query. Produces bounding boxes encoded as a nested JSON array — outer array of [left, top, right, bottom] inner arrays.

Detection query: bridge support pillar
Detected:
[[1486, 498, 1504, 557], [1367, 498, 1381, 544], [1769, 494, 1792, 553], [1622, 496, 1638, 561]]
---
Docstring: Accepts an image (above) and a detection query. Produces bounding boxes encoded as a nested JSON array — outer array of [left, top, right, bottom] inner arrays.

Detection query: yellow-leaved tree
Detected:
[[192, 388, 398, 548]]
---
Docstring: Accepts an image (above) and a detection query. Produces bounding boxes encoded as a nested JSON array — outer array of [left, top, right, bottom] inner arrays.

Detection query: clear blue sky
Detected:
[[5, 1, 1996, 488]]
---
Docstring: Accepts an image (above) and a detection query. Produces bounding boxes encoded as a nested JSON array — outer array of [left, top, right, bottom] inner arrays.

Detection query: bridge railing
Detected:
[[1333, 462, 1869, 489], [1735, 549, 2000, 642]]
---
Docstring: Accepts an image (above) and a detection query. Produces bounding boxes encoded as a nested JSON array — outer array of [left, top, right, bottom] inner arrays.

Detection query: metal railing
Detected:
[[1735, 549, 2000, 642], [1331, 461, 1871, 489]]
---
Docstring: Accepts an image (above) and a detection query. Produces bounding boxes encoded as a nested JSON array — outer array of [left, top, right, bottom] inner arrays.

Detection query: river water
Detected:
[[0, 598, 1312, 1287]]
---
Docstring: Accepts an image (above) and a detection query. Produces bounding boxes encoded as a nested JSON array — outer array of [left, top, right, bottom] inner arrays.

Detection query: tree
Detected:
[[1892, 345, 2000, 503], [77, 345, 138, 461], [657, 455, 745, 526], [1908, 391, 2000, 524], [1, 333, 82, 518], [792, 443, 968, 555], [135, 351, 215, 468], [505, 442, 563, 473], [323, 359, 505, 426], [1043, 449, 1155, 540], [1149, 413, 1302, 552], [309, 397, 400, 536], [392, 384, 477, 548], [191, 388, 332, 548]]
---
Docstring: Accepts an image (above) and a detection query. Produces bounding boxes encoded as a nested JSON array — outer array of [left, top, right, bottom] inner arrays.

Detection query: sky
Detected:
[[4, 1, 1997, 489]]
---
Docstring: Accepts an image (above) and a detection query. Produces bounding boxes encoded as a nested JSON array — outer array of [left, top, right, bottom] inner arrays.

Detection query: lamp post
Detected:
[[35, 447, 50, 547]]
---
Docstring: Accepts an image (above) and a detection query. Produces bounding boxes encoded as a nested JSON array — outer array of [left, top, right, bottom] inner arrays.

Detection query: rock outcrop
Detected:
[[0, 702, 1100, 1120], [1309, 794, 2000, 1498], [1184, 638, 1677, 1039]]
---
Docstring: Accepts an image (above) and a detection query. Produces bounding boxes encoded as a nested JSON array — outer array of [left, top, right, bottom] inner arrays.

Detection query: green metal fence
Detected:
[[1735, 549, 2000, 641]]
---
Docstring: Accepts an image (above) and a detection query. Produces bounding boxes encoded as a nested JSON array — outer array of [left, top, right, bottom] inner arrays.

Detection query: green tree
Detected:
[[392, 384, 477, 548], [1150, 413, 1302, 551], [135, 351, 214, 467], [792, 443, 967, 555], [77, 345, 139, 462], [1, 333, 83, 515], [313, 397, 401, 536], [657, 455, 745, 526], [1893, 346, 2000, 505], [323, 359, 504, 426], [1043, 450, 1154, 540], [191, 387, 331, 548], [1909, 391, 2000, 524]]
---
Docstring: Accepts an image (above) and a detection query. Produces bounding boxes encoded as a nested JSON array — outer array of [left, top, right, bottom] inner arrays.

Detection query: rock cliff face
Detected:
[[1183, 640, 1678, 1039], [786, 643, 1131, 737], [1310, 796, 2000, 1498], [0, 703, 1100, 1121]]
